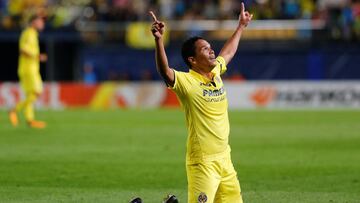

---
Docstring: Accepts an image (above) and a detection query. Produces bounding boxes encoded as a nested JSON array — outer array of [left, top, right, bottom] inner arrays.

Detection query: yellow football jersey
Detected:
[[18, 27, 42, 93], [18, 27, 40, 76], [171, 56, 230, 164]]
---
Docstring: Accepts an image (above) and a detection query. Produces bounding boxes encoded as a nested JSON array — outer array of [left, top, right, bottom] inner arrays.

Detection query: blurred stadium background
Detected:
[[1, 0, 360, 202], [0, 0, 360, 109]]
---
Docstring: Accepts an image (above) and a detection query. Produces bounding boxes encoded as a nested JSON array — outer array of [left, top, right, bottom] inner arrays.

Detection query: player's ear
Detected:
[[188, 56, 196, 65]]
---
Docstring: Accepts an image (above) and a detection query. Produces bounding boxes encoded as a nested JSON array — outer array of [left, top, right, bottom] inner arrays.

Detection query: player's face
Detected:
[[33, 18, 45, 31], [191, 39, 217, 71]]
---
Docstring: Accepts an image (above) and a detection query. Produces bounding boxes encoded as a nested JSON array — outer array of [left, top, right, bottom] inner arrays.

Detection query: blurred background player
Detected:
[[150, 2, 252, 202], [9, 14, 47, 129]]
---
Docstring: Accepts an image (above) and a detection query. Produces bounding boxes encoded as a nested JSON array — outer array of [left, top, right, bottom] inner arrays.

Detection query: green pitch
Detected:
[[0, 109, 359, 203]]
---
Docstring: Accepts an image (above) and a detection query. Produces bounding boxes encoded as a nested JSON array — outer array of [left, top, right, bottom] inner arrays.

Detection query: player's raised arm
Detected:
[[219, 2, 253, 65], [149, 11, 175, 87]]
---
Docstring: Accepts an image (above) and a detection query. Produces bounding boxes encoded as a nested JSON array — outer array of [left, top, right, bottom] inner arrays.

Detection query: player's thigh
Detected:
[[32, 76, 43, 94], [214, 159, 242, 203], [214, 173, 242, 203], [20, 73, 43, 94], [19, 73, 31, 91], [187, 162, 221, 203]]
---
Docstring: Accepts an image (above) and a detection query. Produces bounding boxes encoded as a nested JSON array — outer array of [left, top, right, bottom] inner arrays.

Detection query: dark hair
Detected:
[[181, 36, 203, 68], [29, 15, 39, 23], [29, 14, 45, 24]]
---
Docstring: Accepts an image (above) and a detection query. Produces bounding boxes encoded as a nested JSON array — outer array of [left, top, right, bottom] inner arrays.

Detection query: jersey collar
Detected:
[[189, 69, 215, 83], [28, 27, 39, 36]]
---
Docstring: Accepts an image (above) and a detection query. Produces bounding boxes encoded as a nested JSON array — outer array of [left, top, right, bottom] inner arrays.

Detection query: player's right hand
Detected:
[[239, 2, 253, 28], [149, 11, 165, 39]]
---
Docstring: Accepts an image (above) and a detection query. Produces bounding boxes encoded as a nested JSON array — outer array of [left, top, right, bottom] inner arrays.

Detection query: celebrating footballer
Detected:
[[150, 2, 252, 203]]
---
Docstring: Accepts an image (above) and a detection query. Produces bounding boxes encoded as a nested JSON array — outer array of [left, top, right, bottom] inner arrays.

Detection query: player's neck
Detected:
[[191, 66, 214, 81], [30, 25, 38, 32]]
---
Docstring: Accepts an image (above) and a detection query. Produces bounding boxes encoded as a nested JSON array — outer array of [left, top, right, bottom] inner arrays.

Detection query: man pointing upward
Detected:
[[150, 3, 252, 202]]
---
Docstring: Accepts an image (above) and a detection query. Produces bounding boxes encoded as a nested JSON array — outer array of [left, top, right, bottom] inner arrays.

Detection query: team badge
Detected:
[[198, 192, 207, 203]]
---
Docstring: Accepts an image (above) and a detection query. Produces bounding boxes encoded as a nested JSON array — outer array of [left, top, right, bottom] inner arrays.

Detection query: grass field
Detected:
[[0, 109, 360, 203]]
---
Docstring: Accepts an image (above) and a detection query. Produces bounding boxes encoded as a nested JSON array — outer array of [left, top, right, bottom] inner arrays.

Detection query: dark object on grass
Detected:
[[163, 194, 179, 203], [129, 197, 142, 203]]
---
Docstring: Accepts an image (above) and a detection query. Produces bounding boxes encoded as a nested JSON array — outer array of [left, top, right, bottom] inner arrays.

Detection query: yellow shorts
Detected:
[[186, 154, 242, 203], [19, 72, 43, 94]]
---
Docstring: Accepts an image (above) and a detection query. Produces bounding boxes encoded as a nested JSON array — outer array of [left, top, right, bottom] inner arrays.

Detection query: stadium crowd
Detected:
[[0, 0, 360, 39]]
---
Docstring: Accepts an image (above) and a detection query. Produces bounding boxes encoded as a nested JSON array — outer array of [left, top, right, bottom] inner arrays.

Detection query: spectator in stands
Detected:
[[0, 0, 359, 40], [300, 0, 315, 19], [83, 62, 97, 85], [282, 0, 301, 19], [353, 0, 360, 38]]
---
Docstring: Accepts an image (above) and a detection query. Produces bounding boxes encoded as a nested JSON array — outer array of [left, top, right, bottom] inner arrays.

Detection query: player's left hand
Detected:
[[239, 2, 253, 28]]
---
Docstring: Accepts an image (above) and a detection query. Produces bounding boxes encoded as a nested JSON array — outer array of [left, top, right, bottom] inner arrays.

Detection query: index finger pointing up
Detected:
[[240, 2, 245, 15], [149, 11, 158, 22]]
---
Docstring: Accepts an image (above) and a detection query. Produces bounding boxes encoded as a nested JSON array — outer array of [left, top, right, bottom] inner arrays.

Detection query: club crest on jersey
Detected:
[[198, 192, 207, 203]]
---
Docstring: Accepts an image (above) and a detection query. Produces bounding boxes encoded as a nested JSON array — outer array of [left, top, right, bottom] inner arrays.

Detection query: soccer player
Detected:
[[150, 2, 252, 203], [9, 14, 47, 129]]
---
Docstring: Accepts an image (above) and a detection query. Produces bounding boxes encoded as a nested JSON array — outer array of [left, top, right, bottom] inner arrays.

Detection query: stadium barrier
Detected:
[[1, 81, 360, 110]]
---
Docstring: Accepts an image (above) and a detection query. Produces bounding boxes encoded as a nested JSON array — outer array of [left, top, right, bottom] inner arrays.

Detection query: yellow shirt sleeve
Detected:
[[170, 69, 191, 97], [213, 56, 227, 75]]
